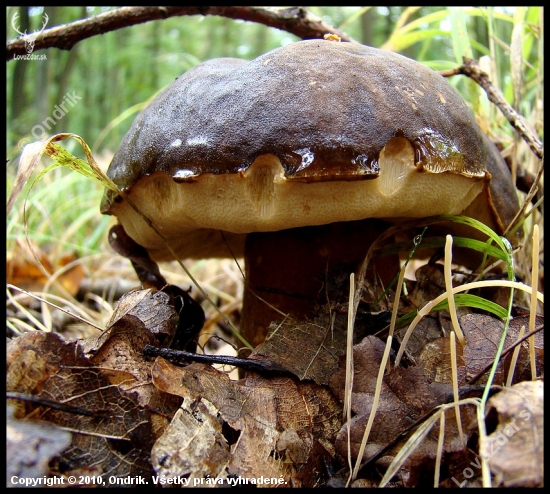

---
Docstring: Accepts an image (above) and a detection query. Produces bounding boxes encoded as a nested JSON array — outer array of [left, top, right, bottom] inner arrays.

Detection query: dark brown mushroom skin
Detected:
[[101, 40, 521, 349], [102, 40, 490, 212]]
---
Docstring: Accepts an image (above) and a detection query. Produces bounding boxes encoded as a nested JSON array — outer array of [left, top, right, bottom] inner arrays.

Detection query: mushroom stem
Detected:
[[240, 219, 400, 349]]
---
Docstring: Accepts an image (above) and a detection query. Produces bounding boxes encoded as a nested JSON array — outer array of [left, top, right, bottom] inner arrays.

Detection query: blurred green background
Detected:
[[5, 6, 543, 259], [6, 7, 543, 154]]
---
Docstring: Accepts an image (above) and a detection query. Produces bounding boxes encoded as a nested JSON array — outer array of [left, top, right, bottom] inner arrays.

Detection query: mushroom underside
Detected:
[[107, 138, 489, 262]]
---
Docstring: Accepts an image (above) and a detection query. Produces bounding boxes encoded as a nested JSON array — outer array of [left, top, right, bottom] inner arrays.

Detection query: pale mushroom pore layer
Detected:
[[108, 137, 488, 261]]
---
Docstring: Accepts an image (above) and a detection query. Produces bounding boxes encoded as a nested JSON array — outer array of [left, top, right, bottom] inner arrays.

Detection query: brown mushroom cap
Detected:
[[101, 40, 514, 262]]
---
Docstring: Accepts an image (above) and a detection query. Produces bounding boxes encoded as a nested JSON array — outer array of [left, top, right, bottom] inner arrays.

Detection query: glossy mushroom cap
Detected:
[[101, 39, 516, 261]]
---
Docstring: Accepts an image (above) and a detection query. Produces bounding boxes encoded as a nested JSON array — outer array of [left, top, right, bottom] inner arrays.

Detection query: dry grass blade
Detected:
[[444, 235, 465, 344], [476, 397, 492, 487], [7, 284, 104, 332], [504, 158, 544, 239], [344, 272, 355, 479], [383, 224, 542, 485], [350, 335, 393, 483], [379, 398, 484, 487], [378, 408, 442, 487], [528, 224, 540, 378], [434, 412, 446, 487], [395, 279, 543, 367], [39, 255, 98, 331], [449, 331, 466, 449], [6, 286, 49, 332], [389, 260, 408, 338]]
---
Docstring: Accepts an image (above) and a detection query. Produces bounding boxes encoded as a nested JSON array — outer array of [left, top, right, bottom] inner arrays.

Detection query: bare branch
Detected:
[[441, 58, 544, 160], [6, 6, 353, 61], [503, 157, 544, 237]]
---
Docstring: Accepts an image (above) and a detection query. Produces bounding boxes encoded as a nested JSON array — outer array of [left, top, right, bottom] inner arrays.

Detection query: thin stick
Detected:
[[7, 6, 352, 60], [442, 58, 543, 159]]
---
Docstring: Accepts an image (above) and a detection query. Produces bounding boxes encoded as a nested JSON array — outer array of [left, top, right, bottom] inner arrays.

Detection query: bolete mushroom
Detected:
[[101, 39, 519, 349]]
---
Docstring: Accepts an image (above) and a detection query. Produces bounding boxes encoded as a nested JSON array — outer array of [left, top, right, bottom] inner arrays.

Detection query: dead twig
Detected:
[[6, 6, 353, 61], [503, 157, 544, 237], [440, 58, 543, 161], [143, 344, 292, 376]]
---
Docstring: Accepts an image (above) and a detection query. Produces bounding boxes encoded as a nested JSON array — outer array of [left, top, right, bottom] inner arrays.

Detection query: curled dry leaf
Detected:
[[6, 331, 155, 481], [5, 287, 190, 485], [83, 288, 178, 353], [79, 288, 183, 426], [480, 380, 543, 487], [87, 315, 183, 421], [151, 358, 342, 487]]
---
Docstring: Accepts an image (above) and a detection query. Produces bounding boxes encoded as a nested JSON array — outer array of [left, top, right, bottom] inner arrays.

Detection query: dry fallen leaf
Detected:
[[480, 380, 543, 487], [324, 301, 544, 487], [329, 335, 472, 473], [5, 284, 198, 486], [405, 264, 448, 310], [254, 311, 347, 385], [6, 331, 157, 482], [329, 326, 516, 487], [151, 358, 342, 487], [6, 240, 85, 297], [506, 314, 544, 380], [6, 268, 542, 488], [151, 400, 231, 485], [459, 313, 543, 385], [103, 288, 179, 345]]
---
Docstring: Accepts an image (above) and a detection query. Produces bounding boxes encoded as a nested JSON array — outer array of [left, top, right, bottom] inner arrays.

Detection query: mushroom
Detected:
[[101, 39, 519, 349]]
